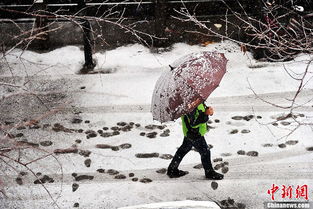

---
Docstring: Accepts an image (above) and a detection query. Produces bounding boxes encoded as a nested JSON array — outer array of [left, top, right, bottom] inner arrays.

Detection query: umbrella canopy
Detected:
[[151, 51, 227, 123]]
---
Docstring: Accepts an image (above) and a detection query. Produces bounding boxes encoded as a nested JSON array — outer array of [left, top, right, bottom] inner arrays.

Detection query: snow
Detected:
[[0, 41, 313, 209], [119, 200, 220, 209]]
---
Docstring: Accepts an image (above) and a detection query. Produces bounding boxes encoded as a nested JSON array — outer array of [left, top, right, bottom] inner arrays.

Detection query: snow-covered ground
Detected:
[[0, 41, 313, 209]]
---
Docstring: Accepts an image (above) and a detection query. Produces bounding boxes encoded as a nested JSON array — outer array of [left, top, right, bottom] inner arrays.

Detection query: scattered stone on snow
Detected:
[[103, 127, 109, 131], [129, 173, 135, 177], [85, 120, 90, 123], [214, 119, 220, 123], [272, 123, 278, 126], [132, 178, 138, 182], [72, 173, 77, 177], [140, 132, 146, 136], [73, 202, 79, 208]]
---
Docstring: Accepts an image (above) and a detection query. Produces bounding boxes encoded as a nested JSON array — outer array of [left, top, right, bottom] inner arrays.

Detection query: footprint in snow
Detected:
[[159, 154, 173, 160], [306, 147, 313, 151], [262, 143, 273, 147], [237, 150, 245, 155], [246, 151, 258, 157], [107, 169, 119, 175], [278, 143, 287, 148], [139, 178, 153, 183], [115, 174, 127, 179], [156, 168, 167, 174], [84, 159, 91, 167], [72, 183, 79, 192], [74, 175, 94, 181], [135, 153, 159, 158], [211, 181, 218, 190], [193, 164, 203, 169], [286, 140, 298, 145]]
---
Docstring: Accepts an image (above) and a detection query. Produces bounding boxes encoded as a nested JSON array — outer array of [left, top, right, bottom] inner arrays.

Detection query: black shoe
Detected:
[[205, 170, 224, 180], [167, 169, 189, 178]]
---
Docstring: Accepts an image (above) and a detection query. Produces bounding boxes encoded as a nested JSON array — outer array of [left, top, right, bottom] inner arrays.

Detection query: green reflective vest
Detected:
[[181, 103, 207, 137]]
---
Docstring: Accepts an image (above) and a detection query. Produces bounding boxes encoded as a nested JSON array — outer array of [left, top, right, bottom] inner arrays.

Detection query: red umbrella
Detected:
[[151, 51, 227, 123]]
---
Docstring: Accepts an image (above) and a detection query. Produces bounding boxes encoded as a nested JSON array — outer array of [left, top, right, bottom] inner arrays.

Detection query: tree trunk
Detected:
[[78, 0, 95, 73]]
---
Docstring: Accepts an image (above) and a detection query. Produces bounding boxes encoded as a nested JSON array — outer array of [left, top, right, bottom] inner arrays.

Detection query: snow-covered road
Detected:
[[1, 41, 313, 209]]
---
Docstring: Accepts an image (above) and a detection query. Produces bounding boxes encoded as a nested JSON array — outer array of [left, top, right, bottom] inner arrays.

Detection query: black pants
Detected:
[[168, 136, 213, 172]]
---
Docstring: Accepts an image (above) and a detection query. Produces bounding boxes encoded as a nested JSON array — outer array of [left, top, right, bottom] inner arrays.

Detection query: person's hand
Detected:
[[205, 106, 214, 116]]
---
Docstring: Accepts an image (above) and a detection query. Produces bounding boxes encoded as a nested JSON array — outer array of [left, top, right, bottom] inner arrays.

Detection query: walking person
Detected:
[[167, 102, 224, 180]]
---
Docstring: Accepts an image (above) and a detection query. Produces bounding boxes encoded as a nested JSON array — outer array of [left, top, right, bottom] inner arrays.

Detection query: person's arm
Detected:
[[187, 109, 208, 127]]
